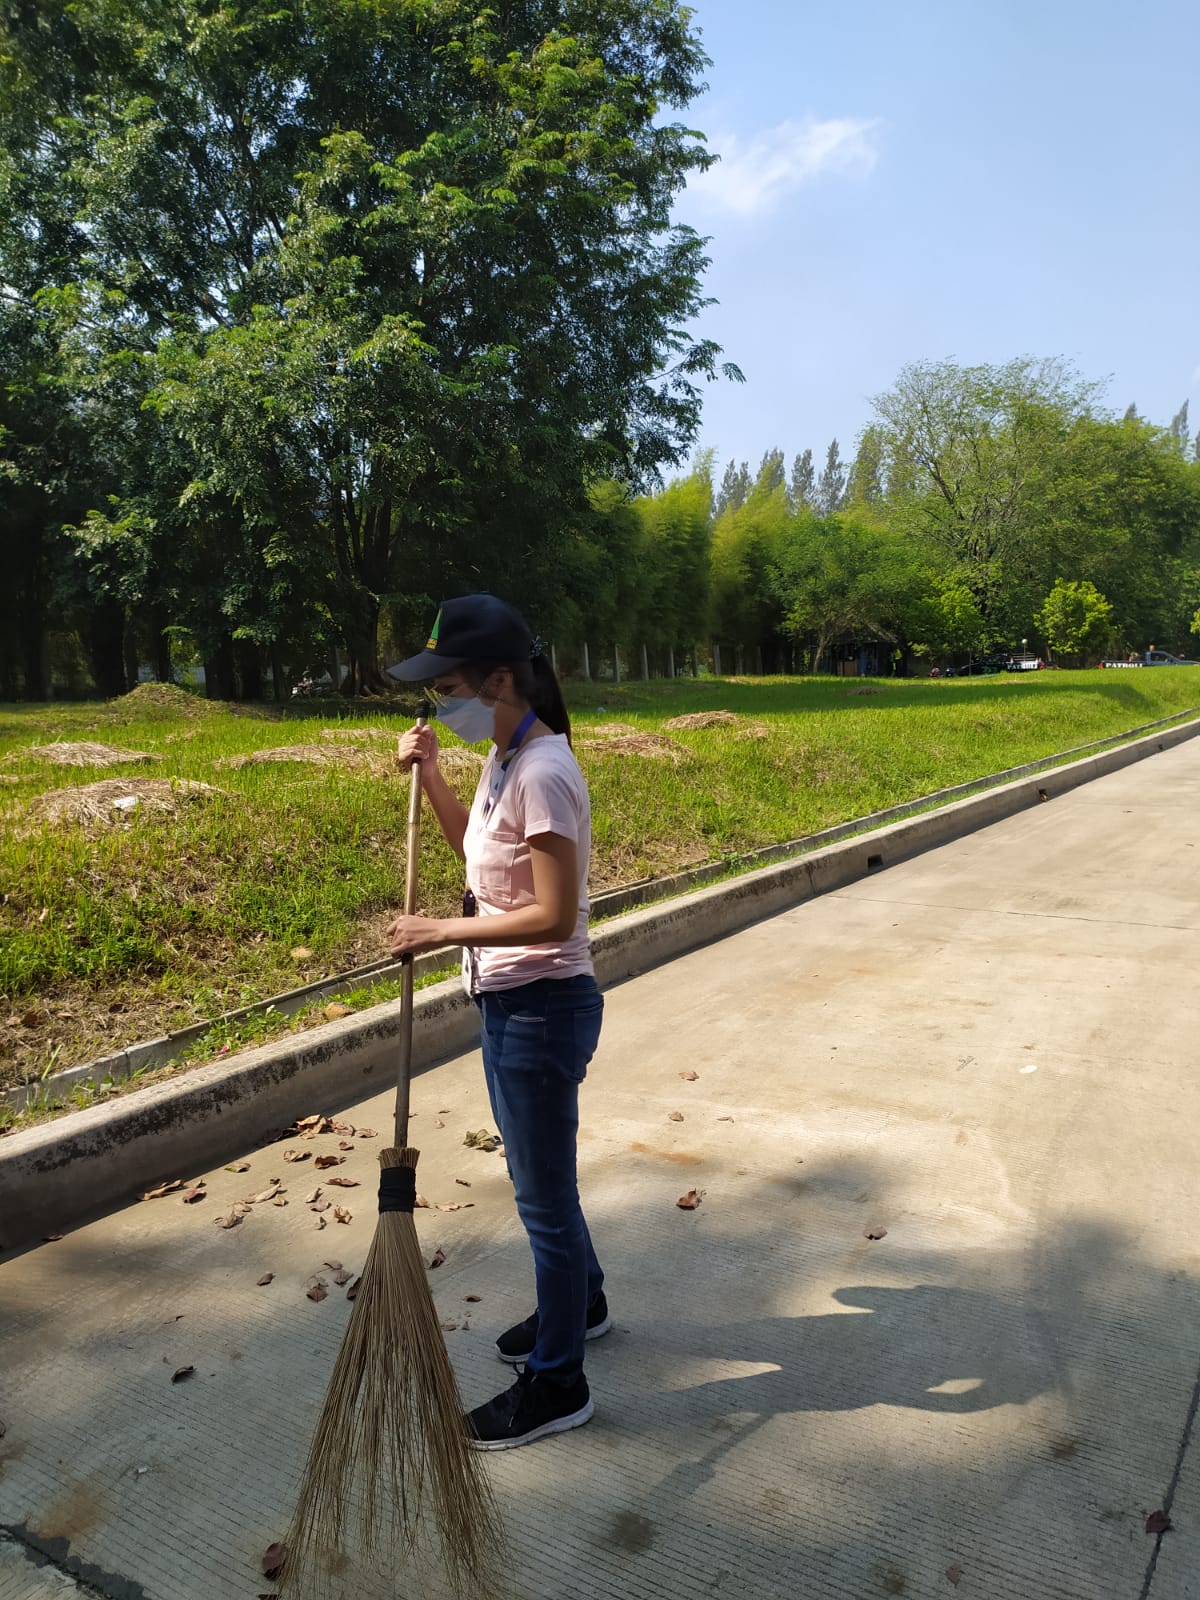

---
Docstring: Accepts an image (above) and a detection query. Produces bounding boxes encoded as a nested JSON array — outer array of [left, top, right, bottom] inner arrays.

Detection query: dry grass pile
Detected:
[[664, 710, 770, 740], [118, 683, 210, 717], [217, 743, 388, 773], [29, 777, 225, 828], [577, 732, 686, 763], [319, 726, 395, 744], [23, 741, 160, 767], [663, 710, 740, 730], [588, 721, 638, 738]]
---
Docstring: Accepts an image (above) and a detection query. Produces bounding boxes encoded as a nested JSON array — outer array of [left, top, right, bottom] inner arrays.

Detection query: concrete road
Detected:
[[2, 740, 1198, 1600]]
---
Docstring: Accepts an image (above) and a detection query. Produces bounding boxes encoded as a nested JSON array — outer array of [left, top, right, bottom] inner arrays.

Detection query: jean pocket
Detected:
[[568, 998, 604, 1080]]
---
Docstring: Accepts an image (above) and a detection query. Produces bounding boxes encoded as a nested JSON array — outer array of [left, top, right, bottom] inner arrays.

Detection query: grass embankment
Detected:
[[1, 671, 1197, 1114]]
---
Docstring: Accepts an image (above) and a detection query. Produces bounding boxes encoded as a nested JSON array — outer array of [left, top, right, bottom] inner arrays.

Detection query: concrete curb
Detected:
[[3, 713, 1198, 1249]]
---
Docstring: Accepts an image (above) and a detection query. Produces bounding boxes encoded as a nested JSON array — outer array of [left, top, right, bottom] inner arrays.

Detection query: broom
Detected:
[[279, 705, 504, 1599]]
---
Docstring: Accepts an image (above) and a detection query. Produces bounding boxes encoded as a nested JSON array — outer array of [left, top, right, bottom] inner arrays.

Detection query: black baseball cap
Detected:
[[385, 594, 534, 681]]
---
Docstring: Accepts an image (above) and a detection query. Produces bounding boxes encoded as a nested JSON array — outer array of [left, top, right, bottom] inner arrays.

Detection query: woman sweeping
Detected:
[[386, 594, 610, 1449]]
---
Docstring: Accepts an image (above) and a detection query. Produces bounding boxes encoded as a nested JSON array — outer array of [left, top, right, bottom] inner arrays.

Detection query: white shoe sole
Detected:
[[496, 1313, 613, 1365], [469, 1398, 594, 1451]]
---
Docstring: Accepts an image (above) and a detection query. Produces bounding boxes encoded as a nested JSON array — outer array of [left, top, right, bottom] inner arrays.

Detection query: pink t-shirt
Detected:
[[463, 733, 593, 991]]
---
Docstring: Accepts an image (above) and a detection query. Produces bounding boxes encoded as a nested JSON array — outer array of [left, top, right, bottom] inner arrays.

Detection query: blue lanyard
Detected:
[[483, 710, 537, 817]]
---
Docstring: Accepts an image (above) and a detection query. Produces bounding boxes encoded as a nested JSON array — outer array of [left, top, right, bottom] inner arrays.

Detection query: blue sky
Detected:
[[678, 0, 1198, 477]]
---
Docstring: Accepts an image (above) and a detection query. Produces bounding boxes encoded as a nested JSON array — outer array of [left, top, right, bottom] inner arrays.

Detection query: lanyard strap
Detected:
[[483, 709, 537, 817]]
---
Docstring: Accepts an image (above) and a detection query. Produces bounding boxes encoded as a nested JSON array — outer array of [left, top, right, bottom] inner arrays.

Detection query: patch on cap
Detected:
[[425, 609, 442, 650]]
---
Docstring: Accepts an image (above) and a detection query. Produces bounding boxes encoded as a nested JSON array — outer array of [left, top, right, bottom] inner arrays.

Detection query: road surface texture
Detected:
[[2, 740, 1198, 1599]]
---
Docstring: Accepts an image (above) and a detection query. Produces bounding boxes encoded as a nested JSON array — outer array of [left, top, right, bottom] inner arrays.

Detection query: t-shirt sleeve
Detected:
[[515, 754, 583, 844]]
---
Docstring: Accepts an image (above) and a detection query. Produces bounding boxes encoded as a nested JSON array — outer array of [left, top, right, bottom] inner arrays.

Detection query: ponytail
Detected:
[[465, 654, 572, 745], [527, 653, 571, 745]]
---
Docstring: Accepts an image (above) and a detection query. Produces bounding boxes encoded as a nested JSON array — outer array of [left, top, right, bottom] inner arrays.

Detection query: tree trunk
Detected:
[[667, 646, 675, 678], [122, 617, 140, 694], [270, 647, 286, 703], [713, 642, 721, 676], [86, 601, 128, 699], [341, 590, 391, 696], [613, 644, 621, 684], [151, 608, 172, 683], [754, 644, 763, 674], [235, 639, 263, 701], [641, 643, 649, 679], [735, 645, 744, 675], [581, 641, 590, 680], [205, 636, 238, 700]]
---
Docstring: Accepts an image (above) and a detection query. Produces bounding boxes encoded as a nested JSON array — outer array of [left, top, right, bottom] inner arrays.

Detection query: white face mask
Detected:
[[435, 692, 496, 744]]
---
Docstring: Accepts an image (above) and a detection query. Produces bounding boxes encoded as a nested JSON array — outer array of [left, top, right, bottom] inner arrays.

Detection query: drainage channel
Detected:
[[7, 703, 1199, 1118]]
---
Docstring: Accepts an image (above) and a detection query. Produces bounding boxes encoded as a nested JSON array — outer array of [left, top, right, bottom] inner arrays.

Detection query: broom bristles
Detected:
[[279, 1146, 505, 1599]]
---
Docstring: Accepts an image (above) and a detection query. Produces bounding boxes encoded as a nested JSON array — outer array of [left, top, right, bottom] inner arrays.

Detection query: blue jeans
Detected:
[[477, 975, 604, 1384]]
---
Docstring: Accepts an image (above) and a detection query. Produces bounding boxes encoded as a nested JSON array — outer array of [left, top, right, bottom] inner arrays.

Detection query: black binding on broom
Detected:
[[378, 1164, 417, 1214]]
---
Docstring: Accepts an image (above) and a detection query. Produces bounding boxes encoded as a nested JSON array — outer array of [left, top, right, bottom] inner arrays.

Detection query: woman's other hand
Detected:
[[396, 722, 439, 773]]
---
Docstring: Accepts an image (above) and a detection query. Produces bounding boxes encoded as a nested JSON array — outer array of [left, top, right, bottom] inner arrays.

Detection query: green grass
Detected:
[[1, 670, 1197, 1095]]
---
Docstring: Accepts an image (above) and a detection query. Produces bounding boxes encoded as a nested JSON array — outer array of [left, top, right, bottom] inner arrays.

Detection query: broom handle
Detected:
[[394, 706, 428, 1146]]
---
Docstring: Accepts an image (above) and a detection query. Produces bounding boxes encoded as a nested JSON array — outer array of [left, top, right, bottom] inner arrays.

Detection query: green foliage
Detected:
[[1036, 579, 1114, 664]]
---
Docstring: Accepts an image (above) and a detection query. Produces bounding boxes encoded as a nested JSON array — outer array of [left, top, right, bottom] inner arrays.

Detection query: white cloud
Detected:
[[690, 116, 881, 216]]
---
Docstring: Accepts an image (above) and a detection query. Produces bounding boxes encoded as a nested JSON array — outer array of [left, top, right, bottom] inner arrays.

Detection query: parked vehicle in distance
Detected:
[[1098, 650, 1197, 669], [1004, 653, 1046, 672]]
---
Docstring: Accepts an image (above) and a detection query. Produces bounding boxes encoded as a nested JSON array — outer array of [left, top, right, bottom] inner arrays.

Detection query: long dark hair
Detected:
[[466, 655, 572, 745]]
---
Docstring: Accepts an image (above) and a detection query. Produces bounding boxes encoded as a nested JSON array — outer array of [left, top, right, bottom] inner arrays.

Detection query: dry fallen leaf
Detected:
[[323, 1002, 353, 1021], [248, 1184, 282, 1204], [42, 1232, 64, 1242], [307, 1283, 328, 1302], [347, 1277, 362, 1300], [171, 1365, 195, 1383], [233, 1200, 254, 1216], [440, 1320, 459, 1332], [434, 1119, 446, 1129], [290, 946, 312, 961], [225, 1161, 251, 1173], [946, 1566, 962, 1587], [338, 1141, 354, 1151], [333, 1206, 352, 1224], [282, 1149, 310, 1164], [261, 1542, 287, 1580], [415, 1194, 430, 1209], [140, 1179, 184, 1200], [436, 1202, 474, 1212], [181, 1186, 206, 1204], [455, 1178, 472, 1188], [314, 1216, 327, 1231], [309, 1200, 330, 1213], [332, 1268, 353, 1286], [271, 1194, 287, 1207], [323, 1258, 342, 1271], [678, 1069, 699, 1081], [314, 1155, 343, 1170], [464, 1294, 482, 1303], [330, 1120, 355, 1136], [256, 1273, 274, 1286], [865, 1227, 888, 1241], [356, 1127, 377, 1138], [1146, 1511, 1173, 1535], [667, 1111, 684, 1123], [428, 1247, 446, 1269], [676, 1189, 703, 1210], [214, 1212, 242, 1229], [326, 1176, 359, 1188], [303, 1188, 321, 1204], [717, 1115, 734, 1122]]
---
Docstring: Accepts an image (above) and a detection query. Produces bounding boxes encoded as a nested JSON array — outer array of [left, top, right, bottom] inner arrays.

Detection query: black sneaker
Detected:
[[495, 1291, 612, 1364], [467, 1369, 593, 1451]]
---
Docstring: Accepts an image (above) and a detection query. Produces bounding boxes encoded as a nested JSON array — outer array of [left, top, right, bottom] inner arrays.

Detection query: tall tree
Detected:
[[845, 426, 885, 508], [754, 448, 786, 497], [815, 438, 846, 516], [1168, 400, 1190, 457], [789, 448, 815, 512], [714, 458, 753, 518]]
